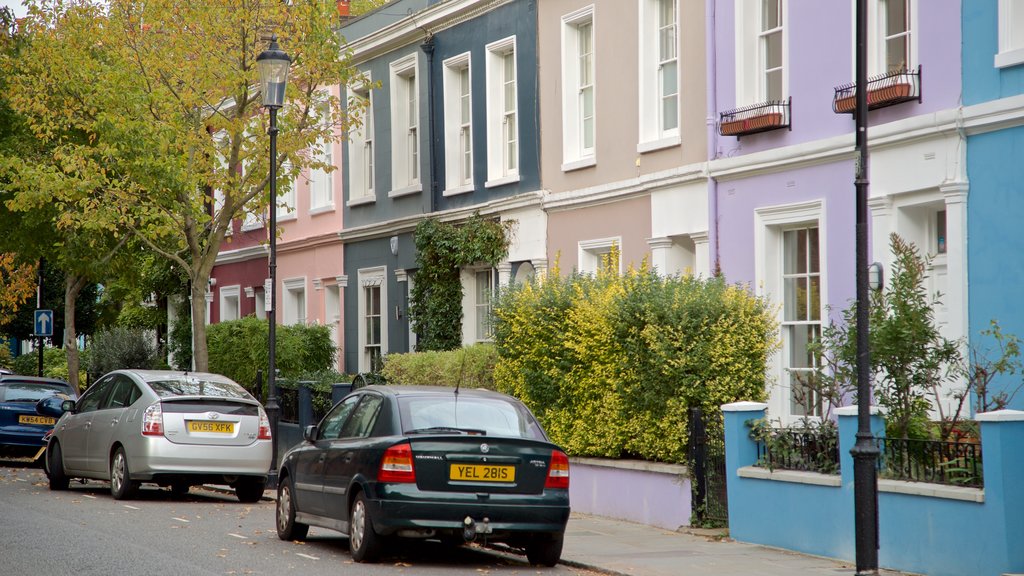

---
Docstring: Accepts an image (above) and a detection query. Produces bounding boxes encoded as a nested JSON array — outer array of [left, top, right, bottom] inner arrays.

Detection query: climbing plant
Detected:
[[410, 213, 513, 351]]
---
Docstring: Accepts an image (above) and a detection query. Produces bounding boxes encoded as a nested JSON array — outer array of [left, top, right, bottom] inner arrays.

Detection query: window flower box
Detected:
[[833, 66, 921, 115], [718, 99, 791, 138]]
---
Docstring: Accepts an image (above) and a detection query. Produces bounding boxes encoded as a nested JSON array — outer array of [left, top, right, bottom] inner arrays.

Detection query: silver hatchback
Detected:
[[40, 369, 272, 502]]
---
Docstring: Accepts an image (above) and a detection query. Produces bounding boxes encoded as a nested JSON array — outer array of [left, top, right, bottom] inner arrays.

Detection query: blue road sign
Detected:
[[34, 309, 53, 337]]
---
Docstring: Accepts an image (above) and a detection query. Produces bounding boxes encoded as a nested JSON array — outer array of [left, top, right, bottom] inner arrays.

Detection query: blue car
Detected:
[[0, 374, 77, 461]]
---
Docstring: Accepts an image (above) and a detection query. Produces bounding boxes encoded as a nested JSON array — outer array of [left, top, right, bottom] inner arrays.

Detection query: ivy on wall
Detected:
[[410, 213, 513, 351]]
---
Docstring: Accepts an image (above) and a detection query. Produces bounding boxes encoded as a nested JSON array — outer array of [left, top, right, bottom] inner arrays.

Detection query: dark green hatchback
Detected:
[[276, 385, 570, 566]]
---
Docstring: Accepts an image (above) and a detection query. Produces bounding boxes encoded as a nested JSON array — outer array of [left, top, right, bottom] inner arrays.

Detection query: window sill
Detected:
[[995, 47, 1024, 69], [561, 156, 596, 173], [388, 183, 422, 198], [309, 205, 336, 216], [637, 134, 681, 154], [240, 223, 263, 232], [347, 195, 376, 207], [276, 213, 298, 222], [484, 174, 520, 189], [443, 184, 474, 197]]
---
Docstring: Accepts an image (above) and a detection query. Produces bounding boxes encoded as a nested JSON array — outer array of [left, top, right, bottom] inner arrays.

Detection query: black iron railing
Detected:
[[877, 436, 983, 488], [754, 425, 841, 475], [833, 65, 922, 114], [719, 98, 791, 138]]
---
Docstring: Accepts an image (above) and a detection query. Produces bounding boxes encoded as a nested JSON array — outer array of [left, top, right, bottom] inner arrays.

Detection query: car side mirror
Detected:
[[303, 424, 318, 442], [36, 396, 71, 418]]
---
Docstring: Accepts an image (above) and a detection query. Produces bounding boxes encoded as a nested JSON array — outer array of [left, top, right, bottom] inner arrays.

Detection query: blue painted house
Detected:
[[338, 0, 545, 373], [963, 0, 1024, 410]]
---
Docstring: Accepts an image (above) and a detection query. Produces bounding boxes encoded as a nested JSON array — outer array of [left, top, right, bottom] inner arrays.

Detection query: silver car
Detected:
[[39, 369, 272, 502]]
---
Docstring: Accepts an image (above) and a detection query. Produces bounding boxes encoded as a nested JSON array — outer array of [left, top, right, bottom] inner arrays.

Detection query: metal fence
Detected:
[[877, 437, 983, 488], [755, 426, 841, 475], [688, 407, 728, 527]]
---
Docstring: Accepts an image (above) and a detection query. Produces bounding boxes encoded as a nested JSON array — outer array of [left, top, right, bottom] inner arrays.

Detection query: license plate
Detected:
[[19, 415, 55, 425], [449, 464, 515, 483], [187, 421, 234, 434]]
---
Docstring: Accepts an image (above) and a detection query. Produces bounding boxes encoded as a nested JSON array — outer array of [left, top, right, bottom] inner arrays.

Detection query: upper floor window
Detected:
[[638, 0, 680, 151], [443, 53, 473, 195], [308, 99, 335, 212], [485, 36, 519, 187], [277, 161, 297, 220], [997, 0, 1024, 68], [348, 75, 374, 204], [869, 0, 916, 75], [735, 0, 787, 106], [390, 54, 420, 194], [562, 6, 596, 170], [760, 0, 783, 101]]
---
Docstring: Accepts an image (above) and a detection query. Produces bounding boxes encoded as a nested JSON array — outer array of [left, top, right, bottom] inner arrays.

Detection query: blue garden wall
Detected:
[[723, 402, 1024, 576]]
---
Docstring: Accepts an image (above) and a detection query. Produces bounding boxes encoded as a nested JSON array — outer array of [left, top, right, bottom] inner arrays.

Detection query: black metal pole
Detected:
[[852, 0, 879, 573], [266, 106, 280, 491], [37, 258, 44, 377]]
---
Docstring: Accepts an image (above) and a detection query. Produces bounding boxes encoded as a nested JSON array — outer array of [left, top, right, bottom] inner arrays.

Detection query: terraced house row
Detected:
[[206, 0, 1024, 419]]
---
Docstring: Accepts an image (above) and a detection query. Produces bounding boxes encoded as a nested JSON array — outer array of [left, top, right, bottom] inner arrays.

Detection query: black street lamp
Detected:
[[257, 35, 291, 491]]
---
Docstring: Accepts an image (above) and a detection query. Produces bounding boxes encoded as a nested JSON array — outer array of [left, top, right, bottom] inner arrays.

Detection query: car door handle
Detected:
[[318, 454, 326, 463], [110, 419, 118, 426]]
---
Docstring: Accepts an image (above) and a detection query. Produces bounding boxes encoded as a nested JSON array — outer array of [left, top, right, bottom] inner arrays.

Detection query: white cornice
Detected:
[[961, 93, 1024, 136], [344, 0, 511, 63], [215, 244, 268, 265], [543, 164, 708, 211], [337, 189, 545, 243]]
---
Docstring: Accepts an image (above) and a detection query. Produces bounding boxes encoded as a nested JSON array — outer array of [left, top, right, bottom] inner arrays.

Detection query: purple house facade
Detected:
[[710, 0, 965, 424]]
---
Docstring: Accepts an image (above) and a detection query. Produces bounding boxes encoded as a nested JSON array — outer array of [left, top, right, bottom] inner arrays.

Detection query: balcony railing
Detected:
[[718, 98, 791, 138], [833, 65, 921, 115]]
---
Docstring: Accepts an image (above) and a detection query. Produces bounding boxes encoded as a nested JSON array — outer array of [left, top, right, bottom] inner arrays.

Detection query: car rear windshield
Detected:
[[398, 395, 548, 440], [0, 382, 73, 402], [148, 377, 251, 400]]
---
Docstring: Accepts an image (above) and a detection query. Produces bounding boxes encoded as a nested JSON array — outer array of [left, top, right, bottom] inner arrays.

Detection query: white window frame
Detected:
[[347, 74, 375, 206], [390, 54, 421, 197], [638, 0, 681, 153], [734, 0, 788, 106], [485, 36, 520, 188], [277, 161, 297, 221], [282, 277, 306, 325], [219, 285, 241, 322], [578, 237, 623, 275], [443, 53, 474, 196], [754, 200, 827, 425], [562, 6, 597, 171], [358, 267, 387, 373], [997, 0, 1024, 68], [867, 0, 918, 76], [325, 282, 341, 364], [308, 94, 335, 213], [253, 283, 267, 320]]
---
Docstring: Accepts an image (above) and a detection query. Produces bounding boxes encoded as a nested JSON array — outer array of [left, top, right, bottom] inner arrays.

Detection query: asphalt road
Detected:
[[0, 458, 600, 576]]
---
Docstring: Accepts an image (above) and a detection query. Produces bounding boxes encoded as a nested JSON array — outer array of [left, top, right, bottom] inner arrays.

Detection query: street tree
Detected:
[[6, 0, 366, 370]]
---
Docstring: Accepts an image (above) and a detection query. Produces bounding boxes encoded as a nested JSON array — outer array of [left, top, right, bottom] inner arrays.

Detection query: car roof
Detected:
[[112, 369, 237, 384], [0, 374, 72, 387], [361, 384, 517, 401]]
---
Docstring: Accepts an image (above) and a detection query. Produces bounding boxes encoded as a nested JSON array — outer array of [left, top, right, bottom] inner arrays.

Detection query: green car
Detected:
[[276, 385, 570, 566]]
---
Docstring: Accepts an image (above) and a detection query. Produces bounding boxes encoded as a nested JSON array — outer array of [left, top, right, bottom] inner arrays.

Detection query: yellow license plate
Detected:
[[19, 415, 55, 425], [449, 464, 515, 483], [187, 421, 234, 434]]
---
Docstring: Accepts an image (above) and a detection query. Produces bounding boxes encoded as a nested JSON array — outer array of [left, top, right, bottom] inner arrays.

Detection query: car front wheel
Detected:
[[525, 532, 564, 567], [276, 477, 309, 541], [349, 492, 383, 563], [110, 446, 139, 500], [46, 442, 69, 491]]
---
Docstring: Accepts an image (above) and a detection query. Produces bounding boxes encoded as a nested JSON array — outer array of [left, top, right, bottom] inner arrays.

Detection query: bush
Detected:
[[12, 346, 89, 386], [87, 327, 160, 380], [492, 258, 778, 464], [380, 344, 499, 390], [207, 316, 336, 394]]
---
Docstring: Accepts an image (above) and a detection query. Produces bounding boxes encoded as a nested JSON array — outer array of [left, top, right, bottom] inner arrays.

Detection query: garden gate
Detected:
[[688, 407, 729, 527]]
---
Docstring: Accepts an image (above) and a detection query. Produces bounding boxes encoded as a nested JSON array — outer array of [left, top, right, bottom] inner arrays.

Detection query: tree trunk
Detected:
[[63, 273, 88, 391], [191, 279, 209, 371]]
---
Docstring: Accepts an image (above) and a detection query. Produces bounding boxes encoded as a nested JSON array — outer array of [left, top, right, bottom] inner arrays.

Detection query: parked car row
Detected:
[[15, 369, 570, 566]]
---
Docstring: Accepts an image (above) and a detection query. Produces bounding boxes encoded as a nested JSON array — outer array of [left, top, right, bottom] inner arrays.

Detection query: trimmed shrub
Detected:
[[380, 343, 499, 390], [12, 346, 89, 385], [207, 316, 336, 393], [492, 261, 778, 464], [87, 327, 160, 379]]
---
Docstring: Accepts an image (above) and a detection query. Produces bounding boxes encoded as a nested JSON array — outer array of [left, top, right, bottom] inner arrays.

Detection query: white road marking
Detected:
[[123, 505, 140, 510], [83, 494, 97, 499], [295, 553, 320, 561], [173, 517, 190, 523], [228, 533, 247, 539]]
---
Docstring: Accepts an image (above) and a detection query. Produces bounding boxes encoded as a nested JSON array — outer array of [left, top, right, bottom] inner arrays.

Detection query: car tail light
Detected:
[[544, 449, 570, 489], [378, 442, 416, 483], [142, 403, 164, 436], [257, 406, 272, 440]]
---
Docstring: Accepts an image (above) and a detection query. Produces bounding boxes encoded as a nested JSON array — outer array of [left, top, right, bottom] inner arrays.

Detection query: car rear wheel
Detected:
[[110, 447, 139, 500], [46, 442, 69, 491], [170, 481, 190, 496], [349, 492, 383, 563], [276, 477, 309, 541], [525, 532, 564, 567], [235, 478, 266, 503]]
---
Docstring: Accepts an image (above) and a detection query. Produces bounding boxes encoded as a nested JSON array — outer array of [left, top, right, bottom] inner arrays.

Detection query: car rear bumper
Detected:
[[127, 438, 273, 480]]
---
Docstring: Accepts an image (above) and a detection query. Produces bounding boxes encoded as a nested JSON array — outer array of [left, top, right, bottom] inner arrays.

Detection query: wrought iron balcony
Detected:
[[718, 98, 791, 138], [833, 65, 921, 114]]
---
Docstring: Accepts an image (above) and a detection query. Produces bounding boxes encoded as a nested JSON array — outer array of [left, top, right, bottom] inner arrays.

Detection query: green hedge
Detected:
[[207, 316, 336, 393], [492, 264, 778, 464], [380, 343, 499, 390]]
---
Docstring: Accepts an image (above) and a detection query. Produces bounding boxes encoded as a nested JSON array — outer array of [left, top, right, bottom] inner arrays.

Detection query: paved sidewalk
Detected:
[[561, 513, 912, 576]]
